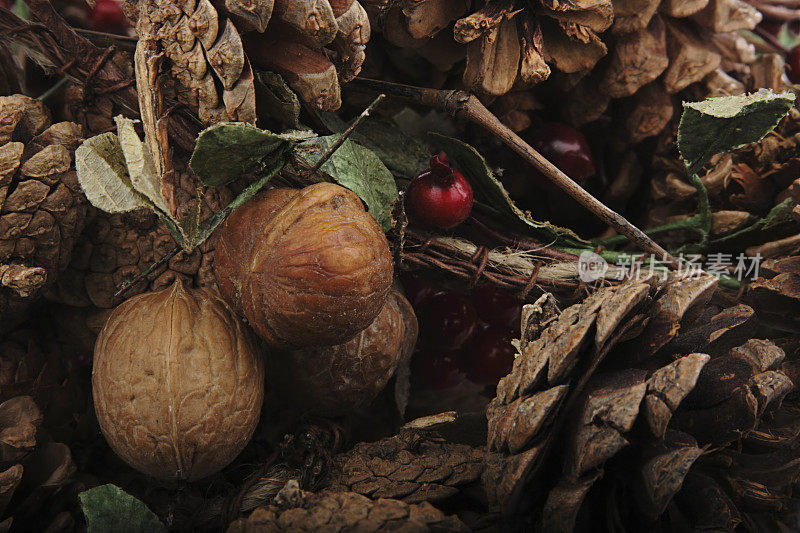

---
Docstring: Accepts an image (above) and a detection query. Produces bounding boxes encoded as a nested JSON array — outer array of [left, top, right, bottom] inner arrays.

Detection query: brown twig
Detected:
[[468, 216, 579, 262], [113, 246, 181, 298], [351, 78, 680, 268]]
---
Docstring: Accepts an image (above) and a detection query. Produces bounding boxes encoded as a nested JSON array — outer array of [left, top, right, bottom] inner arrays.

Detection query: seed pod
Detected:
[[214, 183, 393, 348], [92, 281, 264, 481], [268, 289, 417, 415]]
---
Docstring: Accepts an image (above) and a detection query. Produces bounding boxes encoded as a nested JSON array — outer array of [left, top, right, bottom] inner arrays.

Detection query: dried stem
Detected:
[[113, 246, 180, 298], [350, 78, 680, 268], [752, 24, 790, 54]]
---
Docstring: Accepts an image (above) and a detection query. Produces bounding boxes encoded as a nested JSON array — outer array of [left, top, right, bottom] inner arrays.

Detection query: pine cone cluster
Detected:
[[126, 0, 371, 124], [483, 274, 800, 530], [0, 95, 88, 330]]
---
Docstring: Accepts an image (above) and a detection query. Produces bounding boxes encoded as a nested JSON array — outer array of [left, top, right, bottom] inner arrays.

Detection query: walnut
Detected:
[[92, 281, 264, 481], [268, 289, 417, 415], [214, 183, 393, 348]]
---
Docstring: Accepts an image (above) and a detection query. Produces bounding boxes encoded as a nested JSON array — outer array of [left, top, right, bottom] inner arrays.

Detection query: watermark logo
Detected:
[[578, 251, 608, 282]]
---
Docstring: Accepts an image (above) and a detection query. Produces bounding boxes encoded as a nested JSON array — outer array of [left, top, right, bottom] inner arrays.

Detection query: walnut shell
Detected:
[[92, 281, 264, 481], [268, 289, 417, 415], [214, 183, 393, 348]]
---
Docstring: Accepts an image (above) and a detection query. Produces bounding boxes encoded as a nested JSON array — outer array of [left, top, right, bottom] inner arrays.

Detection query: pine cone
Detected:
[[369, 0, 760, 141], [227, 480, 468, 532], [0, 94, 88, 331], [48, 162, 234, 308], [483, 274, 800, 530], [127, 0, 371, 122], [322, 430, 485, 504]]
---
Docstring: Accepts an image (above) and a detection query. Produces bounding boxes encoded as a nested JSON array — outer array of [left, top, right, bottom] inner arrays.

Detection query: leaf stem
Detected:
[[309, 94, 385, 173], [36, 76, 69, 102], [113, 246, 180, 298], [351, 78, 680, 269]]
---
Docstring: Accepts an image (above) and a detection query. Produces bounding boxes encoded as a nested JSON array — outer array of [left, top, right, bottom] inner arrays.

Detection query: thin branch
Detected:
[[309, 94, 385, 173], [113, 246, 180, 298], [351, 78, 680, 268]]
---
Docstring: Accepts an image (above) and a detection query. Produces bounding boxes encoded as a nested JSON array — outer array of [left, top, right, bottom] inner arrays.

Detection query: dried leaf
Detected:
[[189, 122, 309, 186], [79, 484, 167, 533], [115, 116, 170, 214], [297, 136, 398, 231], [254, 71, 301, 130], [74, 133, 148, 214], [678, 90, 795, 172]]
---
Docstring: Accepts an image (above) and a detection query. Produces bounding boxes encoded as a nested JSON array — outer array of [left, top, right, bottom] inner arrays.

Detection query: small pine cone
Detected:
[[322, 430, 485, 504], [0, 95, 89, 330], [48, 163, 234, 308], [227, 480, 468, 532]]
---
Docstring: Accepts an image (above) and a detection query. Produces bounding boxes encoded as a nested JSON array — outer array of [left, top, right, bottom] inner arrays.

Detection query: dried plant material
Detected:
[[636, 431, 703, 519], [540, 0, 614, 33], [691, 0, 762, 33], [642, 353, 709, 438], [746, 269, 800, 333], [453, 0, 515, 44], [705, 68, 746, 97], [463, 18, 520, 95], [273, 0, 338, 46], [517, 12, 550, 86], [599, 16, 668, 98], [223, 0, 274, 32], [660, 0, 709, 18], [540, 17, 607, 73], [727, 163, 774, 213], [749, 54, 786, 93], [323, 430, 484, 503], [403, 0, 469, 39], [625, 82, 674, 142], [563, 77, 610, 126], [331, 0, 371, 80], [612, 0, 659, 34], [228, 483, 468, 532], [662, 20, 721, 93]]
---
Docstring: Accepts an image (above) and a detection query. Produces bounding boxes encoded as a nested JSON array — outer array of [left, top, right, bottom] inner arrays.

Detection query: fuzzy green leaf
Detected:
[[428, 133, 585, 244], [79, 484, 166, 533], [297, 136, 398, 231], [75, 132, 148, 214], [317, 112, 430, 179], [678, 90, 795, 172], [189, 122, 311, 186]]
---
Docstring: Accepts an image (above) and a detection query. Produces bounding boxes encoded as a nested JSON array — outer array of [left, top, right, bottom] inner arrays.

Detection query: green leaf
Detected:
[[79, 484, 166, 533], [297, 136, 398, 231], [75, 132, 148, 213], [678, 90, 795, 172], [189, 122, 311, 186], [115, 116, 170, 214], [254, 71, 301, 130], [317, 112, 429, 179], [428, 133, 586, 244]]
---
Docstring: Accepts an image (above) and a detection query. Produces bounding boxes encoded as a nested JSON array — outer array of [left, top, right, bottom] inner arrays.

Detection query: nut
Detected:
[[92, 280, 264, 481], [214, 183, 393, 348], [269, 289, 417, 415]]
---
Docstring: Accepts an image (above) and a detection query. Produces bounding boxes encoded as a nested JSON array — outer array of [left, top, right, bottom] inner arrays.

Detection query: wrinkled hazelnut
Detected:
[[214, 183, 393, 348], [92, 281, 264, 481], [268, 289, 417, 415]]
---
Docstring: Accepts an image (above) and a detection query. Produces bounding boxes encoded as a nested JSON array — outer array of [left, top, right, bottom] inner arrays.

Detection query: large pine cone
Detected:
[[0, 95, 88, 330], [484, 274, 800, 530], [126, 0, 371, 122]]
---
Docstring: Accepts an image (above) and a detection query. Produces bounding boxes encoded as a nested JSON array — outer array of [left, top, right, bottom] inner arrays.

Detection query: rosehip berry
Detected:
[[90, 0, 128, 34], [471, 284, 521, 328], [406, 152, 473, 229], [412, 346, 465, 390], [465, 326, 516, 386], [419, 290, 478, 350], [400, 271, 442, 308], [787, 45, 800, 84], [528, 123, 596, 191]]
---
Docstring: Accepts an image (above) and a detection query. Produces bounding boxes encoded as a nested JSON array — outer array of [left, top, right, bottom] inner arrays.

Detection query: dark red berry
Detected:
[[419, 290, 478, 350], [90, 0, 128, 33], [400, 271, 441, 308], [528, 123, 596, 191], [406, 152, 473, 229], [465, 326, 516, 386], [471, 284, 521, 328], [787, 45, 800, 84], [412, 346, 465, 390]]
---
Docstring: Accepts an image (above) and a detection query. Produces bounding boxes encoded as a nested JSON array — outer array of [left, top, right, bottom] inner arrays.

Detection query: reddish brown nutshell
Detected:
[[92, 281, 264, 482], [214, 183, 393, 348], [269, 290, 418, 415]]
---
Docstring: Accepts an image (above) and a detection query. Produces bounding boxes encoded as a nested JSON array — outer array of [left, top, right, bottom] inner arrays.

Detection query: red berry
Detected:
[[400, 271, 442, 308], [406, 152, 473, 229], [528, 123, 596, 191], [465, 326, 516, 386], [471, 284, 521, 328], [90, 0, 128, 33], [419, 290, 478, 350], [787, 45, 800, 84], [412, 346, 465, 390]]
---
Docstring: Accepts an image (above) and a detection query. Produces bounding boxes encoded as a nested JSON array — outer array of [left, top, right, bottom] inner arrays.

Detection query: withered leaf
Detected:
[[115, 116, 171, 215]]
